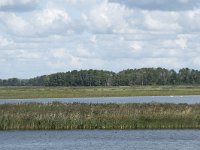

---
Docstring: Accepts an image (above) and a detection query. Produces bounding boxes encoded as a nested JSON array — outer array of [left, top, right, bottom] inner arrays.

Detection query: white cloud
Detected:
[[178, 0, 189, 3], [47, 61, 66, 69], [34, 8, 71, 26], [70, 55, 81, 67], [30, 7, 72, 35], [4, 50, 40, 61], [82, 0, 132, 33], [49, 48, 81, 68], [65, 0, 96, 5], [193, 57, 200, 65], [175, 36, 187, 49], [143, 11, 181, 32], [162, 36, 188, 51], [0, 12, 30, 35], [130, 41, 143, 51], [90, 35, 97, 43], [51, 48, 67, 58], [168, 49, 181, 57], [0, 36, 10, 46], [75, 47, 95, 58], [17, 50, 40, 60], [180, 9, 200, 31]]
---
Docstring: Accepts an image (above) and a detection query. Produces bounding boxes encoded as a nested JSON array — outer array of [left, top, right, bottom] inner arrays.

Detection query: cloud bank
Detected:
[[0, 0, 38, 12], [0, 0, 200, 78]]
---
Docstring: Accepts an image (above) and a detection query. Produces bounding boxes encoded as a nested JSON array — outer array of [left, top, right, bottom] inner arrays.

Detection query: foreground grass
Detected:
[[1, 85, 200, 99], [0, 102, 200, 130]]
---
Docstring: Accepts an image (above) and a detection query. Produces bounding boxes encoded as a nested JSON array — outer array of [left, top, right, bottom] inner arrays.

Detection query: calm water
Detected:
[[0, 96, 200, 104], [0, 130, 200, 150]]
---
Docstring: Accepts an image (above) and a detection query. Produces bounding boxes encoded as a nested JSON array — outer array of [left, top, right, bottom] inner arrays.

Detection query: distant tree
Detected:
[[168, 69, 178, 85], [2, 79, 8, 86], [0, 79, 2, 86], [7, 78, 20, 86], [1, 68, 200, 86], [179, 68, 191, 84]]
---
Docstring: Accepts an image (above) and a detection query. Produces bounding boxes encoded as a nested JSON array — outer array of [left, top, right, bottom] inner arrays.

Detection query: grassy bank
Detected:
[[1, 85, 200, 99], [0, 102, 200, 130]]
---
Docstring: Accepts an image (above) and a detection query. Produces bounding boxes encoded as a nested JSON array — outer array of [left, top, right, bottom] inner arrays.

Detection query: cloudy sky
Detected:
[[0, 0, 200, 79]]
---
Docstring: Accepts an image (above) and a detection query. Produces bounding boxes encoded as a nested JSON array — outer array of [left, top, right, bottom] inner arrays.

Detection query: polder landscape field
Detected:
[[1, 86, 200, 130], [1, 85, 200, 99]]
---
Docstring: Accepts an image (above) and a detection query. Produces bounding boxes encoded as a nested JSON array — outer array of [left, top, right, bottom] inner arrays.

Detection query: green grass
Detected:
[[0, 102, 200, 130], [0, 85, 200, 99]]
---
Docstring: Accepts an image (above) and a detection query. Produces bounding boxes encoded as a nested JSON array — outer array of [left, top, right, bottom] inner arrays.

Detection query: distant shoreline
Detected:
[[1, 85, 200, 99], [1, 68, 200, 87]]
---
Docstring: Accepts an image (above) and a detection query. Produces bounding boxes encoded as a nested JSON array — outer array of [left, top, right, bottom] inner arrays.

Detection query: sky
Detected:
[[0, 0, 200, 79]]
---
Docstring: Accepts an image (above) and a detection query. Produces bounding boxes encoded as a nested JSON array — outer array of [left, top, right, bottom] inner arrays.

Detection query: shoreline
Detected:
[[1, 86, 200, 99]]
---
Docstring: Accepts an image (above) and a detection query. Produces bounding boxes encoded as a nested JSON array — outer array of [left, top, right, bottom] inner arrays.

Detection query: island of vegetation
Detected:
[[1, 102, 200, 130]]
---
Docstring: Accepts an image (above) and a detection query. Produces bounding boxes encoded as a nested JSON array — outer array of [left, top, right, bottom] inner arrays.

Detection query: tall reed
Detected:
[[0, 102, 200, 130]]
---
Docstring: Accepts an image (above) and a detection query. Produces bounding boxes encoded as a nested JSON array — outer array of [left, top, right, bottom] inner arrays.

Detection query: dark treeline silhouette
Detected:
[[1, 68, 200, 86]]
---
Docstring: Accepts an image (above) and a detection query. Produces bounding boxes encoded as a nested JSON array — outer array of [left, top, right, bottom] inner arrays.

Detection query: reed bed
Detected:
[[0, 102, 200, 130]]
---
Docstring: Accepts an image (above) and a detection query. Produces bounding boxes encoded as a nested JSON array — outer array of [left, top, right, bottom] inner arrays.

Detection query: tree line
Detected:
[[1, 68, 200, 86]]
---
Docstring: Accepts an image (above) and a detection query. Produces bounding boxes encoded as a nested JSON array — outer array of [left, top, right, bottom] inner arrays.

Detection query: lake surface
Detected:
[[0, 130, 199, 150], [0, 95, 200, 104]]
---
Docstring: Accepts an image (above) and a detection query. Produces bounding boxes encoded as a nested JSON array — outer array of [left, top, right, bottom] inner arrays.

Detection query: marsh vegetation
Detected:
[[1, 102, 200, 130], [1, 85, 200, 99]]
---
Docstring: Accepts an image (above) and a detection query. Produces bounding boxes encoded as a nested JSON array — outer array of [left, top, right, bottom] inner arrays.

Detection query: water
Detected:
[[0, 130, 199, 150], [0, 95, 200, 104]]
